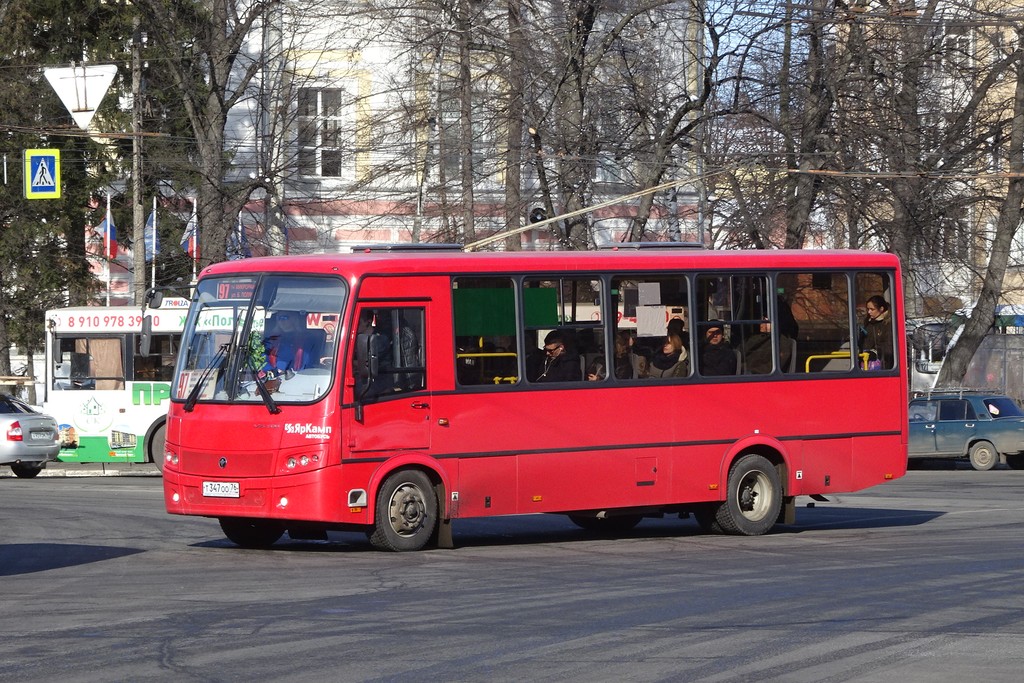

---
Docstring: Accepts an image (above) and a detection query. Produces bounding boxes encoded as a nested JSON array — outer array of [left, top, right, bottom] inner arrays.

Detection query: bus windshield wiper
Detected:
[[184, 344, 228, 412], [250, 366, 281, 414]]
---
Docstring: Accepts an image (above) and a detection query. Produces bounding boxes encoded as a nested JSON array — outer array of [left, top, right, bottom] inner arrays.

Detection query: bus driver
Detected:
[[264, 311, 319, 377]]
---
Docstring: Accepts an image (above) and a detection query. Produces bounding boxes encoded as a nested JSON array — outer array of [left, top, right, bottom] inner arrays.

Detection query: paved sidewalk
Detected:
[[2, 462, 161, 478]]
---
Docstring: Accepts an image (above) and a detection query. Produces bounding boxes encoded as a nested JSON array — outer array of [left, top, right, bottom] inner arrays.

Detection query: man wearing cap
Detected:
[[700, 321, 737, 376]]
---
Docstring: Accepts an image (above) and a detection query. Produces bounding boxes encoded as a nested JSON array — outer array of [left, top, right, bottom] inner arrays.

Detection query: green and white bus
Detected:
[[42, 302, 188, 470]]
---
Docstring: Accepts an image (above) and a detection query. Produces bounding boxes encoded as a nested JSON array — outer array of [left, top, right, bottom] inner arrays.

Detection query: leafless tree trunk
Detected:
[[782, 0, 835, 249], [504, 0, 525, 250], [938, 31, 1024, 386], [135, 0, 286, 265], [457, 0, 476, 242]]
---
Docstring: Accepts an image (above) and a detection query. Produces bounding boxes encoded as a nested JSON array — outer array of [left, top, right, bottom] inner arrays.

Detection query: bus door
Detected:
[[346, 303, 430, 454]]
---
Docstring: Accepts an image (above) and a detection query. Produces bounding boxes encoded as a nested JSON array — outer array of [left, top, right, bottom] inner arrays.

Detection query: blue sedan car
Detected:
[[909, 392, 1024, 470]]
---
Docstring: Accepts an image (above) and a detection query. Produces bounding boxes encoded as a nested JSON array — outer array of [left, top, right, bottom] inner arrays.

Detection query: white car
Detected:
[[1, 394, 60, 478]]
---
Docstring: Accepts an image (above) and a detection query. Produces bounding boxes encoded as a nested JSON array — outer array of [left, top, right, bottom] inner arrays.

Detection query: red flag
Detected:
[[99, 215, 117, 258]]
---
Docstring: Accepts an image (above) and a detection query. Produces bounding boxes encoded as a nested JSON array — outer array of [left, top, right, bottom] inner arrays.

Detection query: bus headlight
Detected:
[[284, 453, 318, 472]]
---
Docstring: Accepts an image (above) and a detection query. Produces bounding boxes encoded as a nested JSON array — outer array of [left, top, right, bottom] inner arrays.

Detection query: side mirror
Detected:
[[140, 315, 154, 356], [353, 332, 374, 423], [355, 332, 382, 385], [145, 288, 164, 309]]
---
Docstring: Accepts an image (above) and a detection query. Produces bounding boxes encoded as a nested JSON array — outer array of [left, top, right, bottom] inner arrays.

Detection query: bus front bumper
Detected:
[[163, 465, 372, 526]]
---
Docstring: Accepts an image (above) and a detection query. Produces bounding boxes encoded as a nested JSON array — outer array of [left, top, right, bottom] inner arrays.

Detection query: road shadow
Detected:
[[0, 543, 144, 576], [189, 503, 944, 552], [908, 458, 1014, 471], [777, 503, 944, 533]]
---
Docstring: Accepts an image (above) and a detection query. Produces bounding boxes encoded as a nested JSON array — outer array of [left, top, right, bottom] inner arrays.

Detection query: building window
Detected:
[[297, 87, 349, 178]]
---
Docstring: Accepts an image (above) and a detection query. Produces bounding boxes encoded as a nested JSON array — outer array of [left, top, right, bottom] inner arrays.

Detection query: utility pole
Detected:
[[131, 19, 146, 305]]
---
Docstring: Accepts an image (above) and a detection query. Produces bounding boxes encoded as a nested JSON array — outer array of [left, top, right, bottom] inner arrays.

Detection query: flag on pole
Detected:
[[180, 200, 199, 259], [98, 212, 117, 258], [144, 207, 160, 262]]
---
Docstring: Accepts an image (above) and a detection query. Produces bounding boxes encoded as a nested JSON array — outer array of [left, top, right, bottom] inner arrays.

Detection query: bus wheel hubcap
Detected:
[[738, 472, 769, 520], [390, 483, 426, 536]]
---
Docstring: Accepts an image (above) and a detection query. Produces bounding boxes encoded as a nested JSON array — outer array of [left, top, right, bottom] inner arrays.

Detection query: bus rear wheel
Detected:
[[714, 454, 782, 536], [369, 469, 438, 552], [219, 517, 284, 548], [969, 441, 998, 471]]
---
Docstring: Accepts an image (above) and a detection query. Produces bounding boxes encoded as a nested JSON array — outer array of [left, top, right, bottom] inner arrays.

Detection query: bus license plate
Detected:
[[202, 481, 240, 498]]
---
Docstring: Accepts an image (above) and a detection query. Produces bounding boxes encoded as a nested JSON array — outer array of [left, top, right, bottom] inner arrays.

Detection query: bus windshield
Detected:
[[174, 274, 346, 405]]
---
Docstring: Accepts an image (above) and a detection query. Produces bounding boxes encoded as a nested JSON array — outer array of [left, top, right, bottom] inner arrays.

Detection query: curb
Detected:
[[39, 467, 161, 477], [11, 463, 163, 478]]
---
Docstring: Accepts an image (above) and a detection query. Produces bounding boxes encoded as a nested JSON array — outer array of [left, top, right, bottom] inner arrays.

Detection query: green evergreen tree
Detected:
[[0, 0, 134, 375]]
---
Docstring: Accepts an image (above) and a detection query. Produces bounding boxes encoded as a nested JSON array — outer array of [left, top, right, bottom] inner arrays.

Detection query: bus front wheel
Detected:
[[368, 469, 438, 552], [715, 454, 782, 536], [148, 422, 166, 473], [219, 517, 284, 548]]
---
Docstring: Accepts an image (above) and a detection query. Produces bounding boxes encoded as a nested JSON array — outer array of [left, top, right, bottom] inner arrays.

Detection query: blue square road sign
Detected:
[[24, 149, 61, 200]]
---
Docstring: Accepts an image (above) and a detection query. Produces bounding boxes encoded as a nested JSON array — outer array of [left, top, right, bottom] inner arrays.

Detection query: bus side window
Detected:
[[778, 272, 852, 373], [354, 307, 426, 397], [69, 352, 92, 389], [855, 272, 896, 371], [453, 277, 519, 386]]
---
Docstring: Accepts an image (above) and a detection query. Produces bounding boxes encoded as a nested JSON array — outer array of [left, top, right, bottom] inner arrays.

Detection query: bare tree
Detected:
[[939, 23, 1024, 386]]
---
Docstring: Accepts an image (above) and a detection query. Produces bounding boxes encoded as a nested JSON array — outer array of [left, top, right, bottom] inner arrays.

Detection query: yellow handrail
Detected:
[[804, 351, 871, 372]]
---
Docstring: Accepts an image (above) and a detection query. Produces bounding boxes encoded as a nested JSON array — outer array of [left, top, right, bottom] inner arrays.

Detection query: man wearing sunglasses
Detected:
[[527, 330, 582, 383]]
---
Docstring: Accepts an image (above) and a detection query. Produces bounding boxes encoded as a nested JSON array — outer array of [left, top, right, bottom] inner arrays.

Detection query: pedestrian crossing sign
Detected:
[[24, 149, 61, 200]]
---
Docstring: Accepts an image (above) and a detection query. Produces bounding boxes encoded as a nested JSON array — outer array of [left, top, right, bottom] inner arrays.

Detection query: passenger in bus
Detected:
[[586, 359, 607, 381], [613, 330, 646, 379], [647, 334, 689, 378], [667, 317, 685, 341], [863, 295, 893, 369], [393, 316, 423, 390], [741, 319, 792, 374], [527, 330, 582, 382], [700, 322, 737, 376]]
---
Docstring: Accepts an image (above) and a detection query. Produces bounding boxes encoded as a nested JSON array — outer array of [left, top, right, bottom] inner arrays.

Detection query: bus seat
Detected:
[[296, 328, 328, 370]]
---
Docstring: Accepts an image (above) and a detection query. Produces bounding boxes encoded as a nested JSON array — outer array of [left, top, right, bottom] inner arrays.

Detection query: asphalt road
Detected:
[[1, 466, 1023, 682]]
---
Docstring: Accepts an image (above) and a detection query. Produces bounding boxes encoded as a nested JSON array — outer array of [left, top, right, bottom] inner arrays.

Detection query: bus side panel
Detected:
[[797, 438, 852, 496], [431, 374, 906, 515], [449, 456, 518, 517], [517, 448, 671, 513], [431, 384, 699, 514], [45, 383, 171, 463], [851, 434, 906, 489]]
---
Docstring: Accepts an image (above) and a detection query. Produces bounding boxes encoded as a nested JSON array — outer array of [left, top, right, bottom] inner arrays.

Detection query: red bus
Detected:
[[160, 246, 907, 550]]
